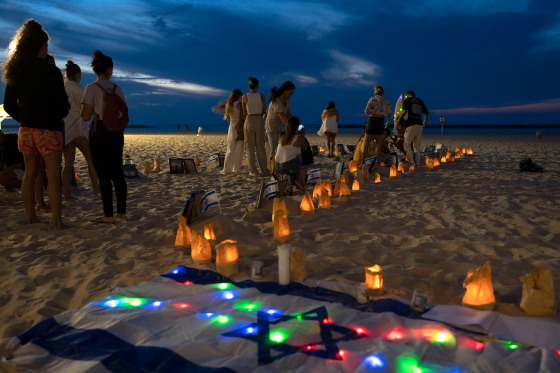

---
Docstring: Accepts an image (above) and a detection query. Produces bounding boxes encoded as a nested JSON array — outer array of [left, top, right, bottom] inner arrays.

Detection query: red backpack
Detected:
[[95, 82, 129, 132]]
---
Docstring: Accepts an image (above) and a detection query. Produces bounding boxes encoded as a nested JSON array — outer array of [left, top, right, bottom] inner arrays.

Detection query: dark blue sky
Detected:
[[2, 0, 560, 129]]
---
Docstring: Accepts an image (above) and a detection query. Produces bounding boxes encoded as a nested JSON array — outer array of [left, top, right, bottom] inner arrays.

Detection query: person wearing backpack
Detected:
[[81, 50, 128, 224]]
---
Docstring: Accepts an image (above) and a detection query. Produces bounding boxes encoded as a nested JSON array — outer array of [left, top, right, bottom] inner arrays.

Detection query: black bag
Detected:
[[301, 137, 313, 165], [519, 158, 543, 172]]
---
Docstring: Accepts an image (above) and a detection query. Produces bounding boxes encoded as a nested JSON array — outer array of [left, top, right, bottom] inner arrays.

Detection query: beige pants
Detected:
[[244, 116, 268, 174], [404, 124, 423, 165]]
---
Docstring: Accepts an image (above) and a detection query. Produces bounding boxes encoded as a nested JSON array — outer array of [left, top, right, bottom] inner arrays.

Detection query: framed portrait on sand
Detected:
[[333, 161, 344, 180], [169, 157, 184, 174], [183, 159, 198, 174]]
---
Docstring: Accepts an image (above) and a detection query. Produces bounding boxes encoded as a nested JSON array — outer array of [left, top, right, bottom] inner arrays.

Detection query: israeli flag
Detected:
[[263, 181, 278, 199], [365, 157, 376, 167], [208, 153, 218, 163], [200, 190, 220, 213], [306, 169, 320, 184]]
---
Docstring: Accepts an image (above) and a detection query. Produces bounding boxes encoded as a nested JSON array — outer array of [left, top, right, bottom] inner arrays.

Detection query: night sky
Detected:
[[1, 0, 560, 129]]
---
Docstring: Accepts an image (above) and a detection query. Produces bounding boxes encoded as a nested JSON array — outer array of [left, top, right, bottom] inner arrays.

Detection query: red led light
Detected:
[[386, 330, 405, 340], [474, 341, 485, 350], [184, 281, 193, 285], [173, 303, 190, 309], [336, 350, 345, 359], [322, 318, 333, 324], [355, 327, 366, 335]]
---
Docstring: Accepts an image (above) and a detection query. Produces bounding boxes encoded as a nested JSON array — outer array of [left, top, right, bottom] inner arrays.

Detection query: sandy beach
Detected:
[[1, 132, 559, 370]]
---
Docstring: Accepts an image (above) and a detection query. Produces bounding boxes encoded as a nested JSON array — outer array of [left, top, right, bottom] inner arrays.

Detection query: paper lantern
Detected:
[[323, 180, 332, 196], [318, 189, 331, 208], [348, 160, 358, 172], [320, 146, 325, 152], [389, 165, 397, 178], [191, 230, 212, 264], [339, 182, 351, 202], [374, 173, 381, 183], [455, 146, 460, 153], [332, 179, 342, 197], [455, 151, 462, 158], [462, 147, 467, 155], [142, 161, 152, 175], [467, 147, 473, 155], [445, 152, 451, 160], [408, 165, 415, 173], [433, 159, 440, 167], [519, 265, 556, 316], [352, 179, 360, 191], [365, 265, 383, 295], [425, 156, 431, 166], [153, 158, 161, 171], [312, 183, 323, 200], [440, 156, 447, 163], [462, 261, 496, 310], [175, 216, 191, 247], [300, 192, 315, 215], [272, 198, 287, 222], [340, 173, 348, 185], [361, 164, 370, 179], [273, 210, 291, 242], [397, 162, 405, 173], [204, 223, 216, 245], [215, 239, 239, 277]]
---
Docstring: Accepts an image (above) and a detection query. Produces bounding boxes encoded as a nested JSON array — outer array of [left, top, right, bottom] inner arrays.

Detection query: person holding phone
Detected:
[[274, 116, 308, 190]]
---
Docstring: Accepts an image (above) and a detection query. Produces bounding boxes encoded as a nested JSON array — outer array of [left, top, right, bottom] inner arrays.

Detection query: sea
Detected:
[[1, 123, 559, 135]]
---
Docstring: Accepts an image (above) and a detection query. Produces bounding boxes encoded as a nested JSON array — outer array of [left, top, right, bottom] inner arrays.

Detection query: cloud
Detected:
[[322, 50, 381, 86], [533, 13, 560, 52], [433, 99, 560, 115], [292, 74, 318, 85], [379, 0, 530, 17]]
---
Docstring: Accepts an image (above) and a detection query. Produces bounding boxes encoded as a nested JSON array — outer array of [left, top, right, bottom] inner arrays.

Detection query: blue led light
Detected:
[[265, 308, 282, 316], [221, 291, 236, 300], [364, 354, 385, 369], [104, 300, 119, 308], [202, 312, 216, 319], [244, 326, 258, 335]]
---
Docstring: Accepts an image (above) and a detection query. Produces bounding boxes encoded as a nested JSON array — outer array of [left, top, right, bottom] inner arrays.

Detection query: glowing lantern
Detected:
[[175, 215, 192, 247], [353, 170, 363, 185], [455, 151, 462, 158], [467, 147, 473, 155], [332, 179, 342, 197], [361, 164, 370, 179], [455, 146, 460, 153], [389, 165, 397, 178], [365, 265, 383, 295], [352, 179, 360, 191], [323, 180, 332, 196], [426, 159, 434, 168], [300, 192, 315, 215], [153, 158, 161, 172], [425, 156, 431, 166], [397, 162, 405, 173], [204, 223, 216, 245], [408, 165, 415, 173], [272, 198, 287, 222], [312, 183, 323, 200], [462, 261, 496, 310], [191, 230, 212, 264], [374, 173, 381, 183], [339, 182, 351, 202], [320, 145, 325, 152], [273, 210, 291, 243], [194, 155, 201, 166], [445, 152, 451, 160], [462, 147, 467, 154], [348, 160, 358, 172], [340, 173, 348, 185], [215, 239, 239, 277], [433, 159, 440, 167], [318, 189, 331, 208], [440, 156, 447, 163]]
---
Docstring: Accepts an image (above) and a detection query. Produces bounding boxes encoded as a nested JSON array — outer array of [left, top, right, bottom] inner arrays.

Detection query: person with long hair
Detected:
[[265, 81, 295, 161], [62, 60, 99, 199], [2, 19, 69, 229], [317, 101, 339, 157], [274, 116, 308, 190], [221, 88, 244, 174], [81, 50, 127, 224], [242, 77, 268, 176], [361, 84, 392, 166]]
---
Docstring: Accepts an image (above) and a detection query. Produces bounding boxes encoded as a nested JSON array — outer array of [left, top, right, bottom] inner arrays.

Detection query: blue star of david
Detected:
[[222, 306, 367, 366]]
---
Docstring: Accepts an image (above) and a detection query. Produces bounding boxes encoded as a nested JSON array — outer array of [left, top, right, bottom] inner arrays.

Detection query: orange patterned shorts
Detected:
[[18, 127, 63, 156]]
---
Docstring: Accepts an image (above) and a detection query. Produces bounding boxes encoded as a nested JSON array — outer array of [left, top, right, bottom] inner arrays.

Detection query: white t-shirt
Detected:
[[82, 80, 126, 120]]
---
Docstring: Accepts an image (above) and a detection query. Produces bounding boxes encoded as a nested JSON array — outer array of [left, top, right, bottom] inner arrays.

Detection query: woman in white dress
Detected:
[[221, 89, 244, 174], [61, 60, 99, 199], [317, 101, 339, 158]]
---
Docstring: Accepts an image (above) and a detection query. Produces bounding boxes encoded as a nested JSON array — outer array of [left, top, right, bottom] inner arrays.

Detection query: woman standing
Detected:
[[242, 77, 268, 176], [221, 89, 244, 174], [62, 60, 99, 199], [265, 81, 295, 160], [361, 84, 392, 166], [274, 116, 308, 190], [2, 19, 69, 230], [317, 101, 339, 157], [81, 50, 127, 224]]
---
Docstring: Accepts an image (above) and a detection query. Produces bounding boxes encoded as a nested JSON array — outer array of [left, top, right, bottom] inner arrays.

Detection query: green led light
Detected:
[[244, 304, 256, 311], [296, 315, 302, 321], [270, 331, 287, 343], [217, 283, 229, 290], [216, 315, 230, 324], [399, 108, 403, 112], [505, 341, 519, 349], [130, 298, 142, 307]]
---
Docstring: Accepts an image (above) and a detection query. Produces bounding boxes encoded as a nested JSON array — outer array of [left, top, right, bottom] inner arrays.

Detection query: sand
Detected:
[[1, 132, 559, 369]]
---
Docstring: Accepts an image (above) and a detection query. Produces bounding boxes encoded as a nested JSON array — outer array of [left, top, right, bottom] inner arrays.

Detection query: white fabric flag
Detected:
[[306, 169, 320, 184], [263, 181, 278, 199], [364, 157, 376, 167], [200, 190, 220, 213], [208, 154, 218, 163]]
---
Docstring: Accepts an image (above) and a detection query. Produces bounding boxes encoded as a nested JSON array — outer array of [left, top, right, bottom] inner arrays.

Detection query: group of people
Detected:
[[1, 19, 128, 229]]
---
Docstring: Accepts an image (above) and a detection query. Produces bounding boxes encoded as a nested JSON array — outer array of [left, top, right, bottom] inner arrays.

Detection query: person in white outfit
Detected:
[[61, 60, 99, 199], [362, 84, 392, 166], [265, 81, 295, 161], [221, 89, 244, 174], [317, 101, 339, 157], [274, 116, 308, 190], [242, 77, 268, 176]]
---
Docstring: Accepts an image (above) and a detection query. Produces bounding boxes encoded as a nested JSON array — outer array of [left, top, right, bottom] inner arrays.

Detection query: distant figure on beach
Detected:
[[185, 124, 189, 131], [221, 89, 244, 174], [62, 60, 99, 200], [81, 50, 127, 224], [177, 124, 180, 131], [266, 81, 295, 161], [2, 19, 69, 229], [401, 90, 429, 166], [362, 84, 392, 167], [242, 77, 268, 176], [317, 101, 339, 158], [274, 116, 308, 190], [0, 129, 24, 191]]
